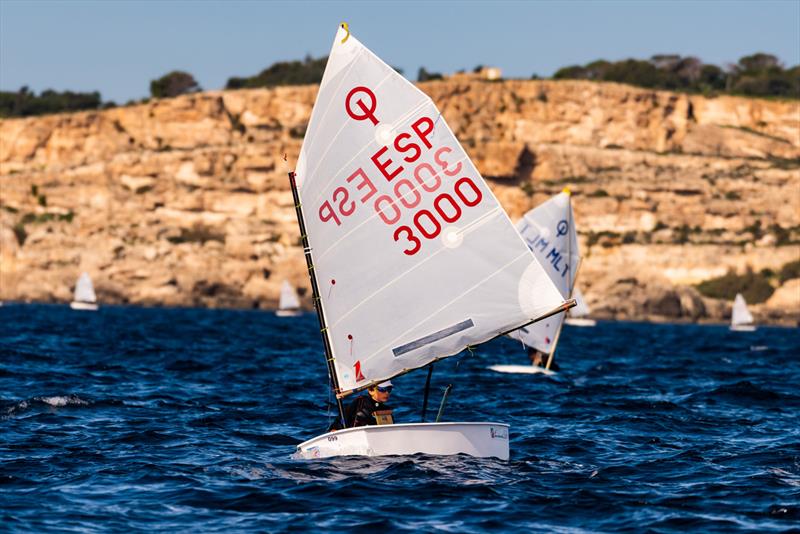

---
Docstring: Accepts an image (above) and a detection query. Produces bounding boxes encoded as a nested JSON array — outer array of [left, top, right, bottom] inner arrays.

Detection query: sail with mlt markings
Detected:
[[279, 280, 301, 311], [294, 26, 568, 394], [74, 273, 97, 304], [731, 293, 754, 327], [570, 287, 591, 318], [508, 191, 580, 354]]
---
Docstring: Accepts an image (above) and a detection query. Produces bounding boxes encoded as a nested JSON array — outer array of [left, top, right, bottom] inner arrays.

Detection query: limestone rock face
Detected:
[[1, 80, 798, 323]]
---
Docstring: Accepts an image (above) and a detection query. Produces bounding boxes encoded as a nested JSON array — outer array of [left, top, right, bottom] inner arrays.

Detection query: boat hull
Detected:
[[488, 364, 555, 376], [275, 309, 303, 317], [730, 325, 756, 332], [70, 301, 98, 311], [565, 317, 596, 327], [295, 422, 510, 460]]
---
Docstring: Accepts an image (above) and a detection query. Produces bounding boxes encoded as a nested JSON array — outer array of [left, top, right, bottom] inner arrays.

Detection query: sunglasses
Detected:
[[376, 386, 393, 393]]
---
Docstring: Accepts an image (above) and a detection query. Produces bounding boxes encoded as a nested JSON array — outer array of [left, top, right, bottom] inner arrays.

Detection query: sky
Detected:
[[1, 0, 798, 103]]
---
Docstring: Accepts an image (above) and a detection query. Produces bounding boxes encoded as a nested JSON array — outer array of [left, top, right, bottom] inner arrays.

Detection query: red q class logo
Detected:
[[345, 86, 379, 125]]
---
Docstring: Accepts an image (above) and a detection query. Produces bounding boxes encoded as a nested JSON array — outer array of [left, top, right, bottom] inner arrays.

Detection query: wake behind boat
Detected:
[[70, 272, 98, 311], [288, 24, 572, 460]]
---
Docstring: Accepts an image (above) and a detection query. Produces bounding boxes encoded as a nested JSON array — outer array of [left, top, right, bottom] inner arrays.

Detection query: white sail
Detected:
[[279, 280, 301, 310], [294, 26, 567, 394], [731, 293, 754, 326], [508, 191, 580, 354], [73, 272, 97, 304], [570, 286, 591, 317]]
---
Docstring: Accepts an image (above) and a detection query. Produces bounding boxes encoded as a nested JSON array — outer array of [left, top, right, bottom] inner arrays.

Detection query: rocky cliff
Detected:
[[1, 80, 798, 323]]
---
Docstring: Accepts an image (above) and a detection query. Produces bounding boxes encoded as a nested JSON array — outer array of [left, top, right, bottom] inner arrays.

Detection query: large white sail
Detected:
[[731, 293, 754, 326], [570, 286, 591, 317], [279, 280, 301, 311], [73, 272, 97, 304], [294, 26, 567, 394], [508, 191, 580, 354]]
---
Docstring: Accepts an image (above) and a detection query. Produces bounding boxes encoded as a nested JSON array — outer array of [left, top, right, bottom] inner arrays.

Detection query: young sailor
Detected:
[[528, 347, 560, 372], [330, 381, 394, 430]]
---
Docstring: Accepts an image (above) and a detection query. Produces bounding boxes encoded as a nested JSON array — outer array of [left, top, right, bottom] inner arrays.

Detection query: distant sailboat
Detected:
[[70, 272, 98, 311], [730, 293, 756, 332], [275, 280, 302, 317], [491, 189, 580, 375], [564, 287, 596, 327], [289, 24, 573, 460]]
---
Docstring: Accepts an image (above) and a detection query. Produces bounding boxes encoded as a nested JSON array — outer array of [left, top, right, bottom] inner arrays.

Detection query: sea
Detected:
[[1, 304, 798, 532]]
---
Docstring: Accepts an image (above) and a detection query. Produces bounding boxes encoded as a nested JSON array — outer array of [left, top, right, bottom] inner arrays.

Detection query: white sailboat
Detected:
[[70, 272, 98, 311], [730, 293, 756, 332], [275, 280, 303, 317], [564, 286, 596, 327], [290, 24, 572, 461], [491, 189, 580, 375]]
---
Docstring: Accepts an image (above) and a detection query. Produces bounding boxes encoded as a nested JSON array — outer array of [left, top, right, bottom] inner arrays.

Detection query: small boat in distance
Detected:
[[289, 24, 572, 461], [275, 280, 302, 317], [70, 273, 98, 311], [564, 287, 596, 327], [730, 293, 756, 332]]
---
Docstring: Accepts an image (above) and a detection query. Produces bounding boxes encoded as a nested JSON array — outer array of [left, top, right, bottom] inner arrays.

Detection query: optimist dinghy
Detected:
[[496, 190, 581, 374], [730, 293, 756, 332], [275, 280, 302, 317], [289, 24, 572, 460], [70, 272, 98, 311]]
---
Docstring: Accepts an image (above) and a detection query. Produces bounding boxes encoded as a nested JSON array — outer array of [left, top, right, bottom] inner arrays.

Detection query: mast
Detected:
[[288, 171, 345, 426]]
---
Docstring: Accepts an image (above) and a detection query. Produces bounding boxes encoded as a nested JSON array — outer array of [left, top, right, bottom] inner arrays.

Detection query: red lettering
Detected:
[[374, 195, 401, 225], [319, 200, 341, 226], [413, 209, 441, 239], [393, 225, 421, 256], [411, 116, 434, 149], [435, 146, 462, 177], [413, 163, 441, 193], [346, 168, 377, 203], [371, 146, 403, 182], [434, 193, 462, 223], [454, 177, 482, 207], [394, 132, 421, 163], [393, 178, 421, 209], [333, 186, 355, 217]]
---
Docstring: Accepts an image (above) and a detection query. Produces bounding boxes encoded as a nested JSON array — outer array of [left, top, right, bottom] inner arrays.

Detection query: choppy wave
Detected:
[[0, 305, 798, 532]]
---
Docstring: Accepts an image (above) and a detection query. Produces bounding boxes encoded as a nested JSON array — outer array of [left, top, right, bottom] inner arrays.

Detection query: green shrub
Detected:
[[0, 87, 103, 118], [779, 260, 800, 283], [696, 270, 774, 303], [226, 55, 327, 89], [150, 71, 201, 99]]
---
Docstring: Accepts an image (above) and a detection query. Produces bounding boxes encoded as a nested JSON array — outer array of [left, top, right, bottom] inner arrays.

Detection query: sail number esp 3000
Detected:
[[315, 85, 485, 256]]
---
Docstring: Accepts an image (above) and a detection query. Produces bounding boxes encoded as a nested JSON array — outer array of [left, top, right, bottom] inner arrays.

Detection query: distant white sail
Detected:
[[570, 286, 591, 318], [73, 273, 97, 304], [731, 293, 754, 327], [508, 191, 580, 354], [279, 280, 301, 311], [294, 26, 567, 394]]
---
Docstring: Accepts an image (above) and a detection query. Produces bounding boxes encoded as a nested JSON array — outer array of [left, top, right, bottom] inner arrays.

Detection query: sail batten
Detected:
[[295, 26, 567, 394]]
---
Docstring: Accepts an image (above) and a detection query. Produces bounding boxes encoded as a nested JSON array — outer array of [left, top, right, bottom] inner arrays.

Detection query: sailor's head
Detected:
[[368, 380, 393, 402]]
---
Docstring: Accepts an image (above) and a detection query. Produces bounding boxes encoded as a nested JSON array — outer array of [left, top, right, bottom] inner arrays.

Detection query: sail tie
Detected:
[[340, 22, 350, 43]]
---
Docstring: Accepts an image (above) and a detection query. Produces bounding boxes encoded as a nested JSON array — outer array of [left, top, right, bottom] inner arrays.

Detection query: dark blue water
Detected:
[[1, 304, 799, 532]]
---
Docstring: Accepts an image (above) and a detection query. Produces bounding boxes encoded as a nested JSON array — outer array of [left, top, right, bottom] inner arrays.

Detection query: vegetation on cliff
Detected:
[[150, 71, 202, 99], [225, 55, 327, 89], [0, 87, 104, 117], [553, 53, 800, 98]]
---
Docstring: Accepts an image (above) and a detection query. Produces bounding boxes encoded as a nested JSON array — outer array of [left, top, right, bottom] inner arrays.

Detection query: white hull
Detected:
[[295, 422, 510, 460], [70, 301, 98, 311], [488, 364, 556, 376], [565, 317, 596, 327], [730, 324, 756, 332], [275, 309, 303, 317]]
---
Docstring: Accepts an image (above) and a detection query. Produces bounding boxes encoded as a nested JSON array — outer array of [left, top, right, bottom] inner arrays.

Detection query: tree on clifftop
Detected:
[[150, 71, 201, 99]]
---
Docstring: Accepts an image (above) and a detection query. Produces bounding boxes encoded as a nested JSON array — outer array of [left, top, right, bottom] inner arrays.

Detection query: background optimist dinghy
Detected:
[[289, 24, 572, 460], [275, 280, 303, 317], [730, 293, 756, 332], [495, 190, 581, 374], [70, 272, 98, 311], [564, 287, 596, 327]]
